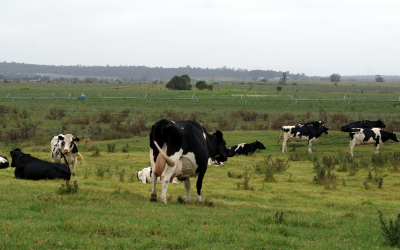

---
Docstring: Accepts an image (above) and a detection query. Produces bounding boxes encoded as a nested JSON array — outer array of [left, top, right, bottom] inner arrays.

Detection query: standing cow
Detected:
[[341, 120, 386, 132], [51, 134, 83, 181], [280, 126, 329, 153], [149, 119, 229, 204], [277, 121, 324, 144], [348, 128, 399, 157]]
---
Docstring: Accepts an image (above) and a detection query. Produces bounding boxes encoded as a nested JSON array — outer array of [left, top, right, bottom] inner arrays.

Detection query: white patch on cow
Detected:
[[235, 143, 246, 151], [182, 127, 184, 129], [208, 158, 223, 166], [159, 147, 184, 203], [0, 156, 7, 163], [349, 128, 382, 157], [203, 132, 206, 140]]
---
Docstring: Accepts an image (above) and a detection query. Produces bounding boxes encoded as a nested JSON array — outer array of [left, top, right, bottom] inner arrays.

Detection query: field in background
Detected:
[[1, 81, 400, 249]]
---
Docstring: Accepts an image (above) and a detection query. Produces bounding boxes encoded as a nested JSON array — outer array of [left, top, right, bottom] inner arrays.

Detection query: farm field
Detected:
[[1, 81, 400, 249]]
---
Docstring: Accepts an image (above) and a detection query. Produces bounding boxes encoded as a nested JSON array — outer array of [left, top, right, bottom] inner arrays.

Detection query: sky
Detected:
[[1, 0, 399, 76]]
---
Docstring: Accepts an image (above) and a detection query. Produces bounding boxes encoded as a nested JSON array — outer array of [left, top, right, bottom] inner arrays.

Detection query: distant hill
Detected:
[[0, 62, 307, 81]]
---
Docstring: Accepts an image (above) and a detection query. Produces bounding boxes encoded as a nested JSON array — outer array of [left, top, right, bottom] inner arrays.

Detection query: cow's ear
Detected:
[[74, 138, 80, 142], [215, 130, 223, 142], [58, 135, 64, 140]]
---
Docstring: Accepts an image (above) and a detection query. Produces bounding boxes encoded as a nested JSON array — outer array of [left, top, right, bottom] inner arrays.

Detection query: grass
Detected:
[[1, 81, 400, 248]]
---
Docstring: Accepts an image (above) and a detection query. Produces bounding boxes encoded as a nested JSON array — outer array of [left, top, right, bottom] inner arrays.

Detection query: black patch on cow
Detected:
[[71, 143, 79, 154], [341, 120, 386, 132], [149, 168, 152, 177]]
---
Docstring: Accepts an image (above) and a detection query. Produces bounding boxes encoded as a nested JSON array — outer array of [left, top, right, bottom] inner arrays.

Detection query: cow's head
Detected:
[[378, 120, 387, 129], [322, 126, 329, 134], [137, 170, 144, 182], [212, 130, 228, 162], [57, 134, 79, 154], [9, 148, 26, 168], [255, 140, 266, 150], [390, 132, 399, 142]]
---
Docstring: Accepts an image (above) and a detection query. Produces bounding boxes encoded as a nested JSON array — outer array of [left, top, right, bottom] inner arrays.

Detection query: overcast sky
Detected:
[[1, 0, 399, 76]]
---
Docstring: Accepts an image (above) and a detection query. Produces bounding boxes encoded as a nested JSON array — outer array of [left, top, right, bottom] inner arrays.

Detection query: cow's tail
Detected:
[[77, 152, 84, 164], [276, 129, 283, 144], [153, 140, 175, 167]]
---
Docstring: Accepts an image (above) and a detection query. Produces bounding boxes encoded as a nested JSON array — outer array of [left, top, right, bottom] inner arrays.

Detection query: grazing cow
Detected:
[[280, 126, 329, 153], [208, 157, 224, 166], [341, 120, 386, 132], [277, 121, 324, 144], [0, 155, 9, 169], [149, 119, 229, 204], [137, 167, 180, 184], [348, 128, 399, 157], [51, 134, 83, 181], [229, 140, 266, 156], [10, 149, 71, 180]]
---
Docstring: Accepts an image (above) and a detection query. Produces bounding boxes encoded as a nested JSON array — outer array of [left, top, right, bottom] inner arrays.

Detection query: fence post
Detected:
[[127, 122, 130, 138], [61, 126, 64, 134], [269, 120, 271, 130], [93, 124, 96, 135], [232, 120, 237, 130], [29, 127, 31, 139]]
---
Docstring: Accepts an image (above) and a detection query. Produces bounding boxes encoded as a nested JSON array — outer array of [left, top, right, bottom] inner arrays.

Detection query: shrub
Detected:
[[216, 116, 232, 131], [273, 211, 285, 224], [166, 75, 192, 90], [277, 86, 282, 91], [83, 167, 91, 179], [314, 156, 337, 189], [98, 110, 113, 123], [46, 108, 66, 120], [242, 167, 251, 190], [95, 165, 106, 178], [391, 151, 400, 172], [57, 181, 78, 195], [165, 109, 187, 121], [91, 146, 101, 157], [121, 143, 129, 153], [118, 169, 126, 182]]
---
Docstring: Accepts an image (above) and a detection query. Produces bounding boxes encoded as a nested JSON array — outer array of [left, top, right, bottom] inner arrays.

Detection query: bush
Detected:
[[378, 211, 400, 247], [107, 143, 116, 153], [277, 86, 282, 91], [166, 75, 192, 90], [57, 181, 78, 195], [46, 108, 66, 120]]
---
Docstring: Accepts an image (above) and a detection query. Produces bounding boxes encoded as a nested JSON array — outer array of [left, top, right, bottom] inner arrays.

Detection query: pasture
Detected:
[[1, 81, 400, 249]]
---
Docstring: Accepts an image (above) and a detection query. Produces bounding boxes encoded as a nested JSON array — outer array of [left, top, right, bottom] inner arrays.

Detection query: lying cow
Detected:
[[277, 121, 324, 144], [0, 155, 9, 169], [348, 128, 399, 157], [10, 148, 71, 180], [229, 140, 266, 156], [280, 125, 329, 153], [341, 120, 386, 132], [149, 119, 229, 204], [137, 167, 180, 184], [51, 134, 83, 181], [208, 157, 224, 166]]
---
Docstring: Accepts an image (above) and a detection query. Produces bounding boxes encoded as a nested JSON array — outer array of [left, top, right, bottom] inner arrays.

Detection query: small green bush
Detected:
[[378, 210, 400, 247], [107, 143, 116, 153], [57, 181, 78, 195]]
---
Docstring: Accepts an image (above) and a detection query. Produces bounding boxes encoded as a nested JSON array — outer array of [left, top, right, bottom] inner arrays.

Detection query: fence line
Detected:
[[1, 93, 400, 104]]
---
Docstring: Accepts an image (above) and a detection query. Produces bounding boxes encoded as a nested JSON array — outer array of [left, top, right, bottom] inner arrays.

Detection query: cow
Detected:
[[149, 119, 229, 204], [229, 140, 266, 156], [348, 128, 399, 157], [137, 167, 180, 184], [0, 155, 9, 169], [10, 148, 71, 180], [341, 120, 386, 132], [277, 121, 324, 144], [280, 125, 329, 153], [208, 157, 224, 166], [51, 134, 83, 181]]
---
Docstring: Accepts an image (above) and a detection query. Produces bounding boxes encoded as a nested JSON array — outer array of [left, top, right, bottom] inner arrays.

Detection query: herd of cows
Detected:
[[0, 118, 398, 204]]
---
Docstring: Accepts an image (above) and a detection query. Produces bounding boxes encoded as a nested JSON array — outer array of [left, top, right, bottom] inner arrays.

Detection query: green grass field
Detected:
[[1, 81, 400, 249]]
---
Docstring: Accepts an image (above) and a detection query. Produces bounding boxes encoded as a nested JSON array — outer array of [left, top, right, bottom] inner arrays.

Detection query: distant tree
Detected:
[[196, 80, 208, 90], [277, 86, 282, 91], [166, 75, 192, 90], [375, 75, 385, 82], [330, 74, 341, 82], [261, 78, 268, 83], [282, 72, 287, 84]]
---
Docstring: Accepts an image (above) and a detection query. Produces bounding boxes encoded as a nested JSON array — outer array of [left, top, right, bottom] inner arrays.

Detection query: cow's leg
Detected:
[[196, 169, 207, 203], [308, 140, 312, 153], [349, 140, 356, 157], [160, 165, 177, 204], [282, 139, 287, 153], [184, 178, 191, 202], [375, 143, 380, 155], [150, 172, 157, 202], [71, 158, 76, 181]]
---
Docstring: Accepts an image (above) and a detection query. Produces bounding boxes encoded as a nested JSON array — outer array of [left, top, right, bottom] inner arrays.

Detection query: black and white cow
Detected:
[[208, 157, 224, 166], [51, 134, 83, 181], [229, 140, 266, 156], [341, 120, 386, 132], [280, 125, 329, 153], [277, 121, 324, 144], [149, 119, 229, 204], [10, 149, 71, 180], [137, 167, 180, 184], [0, 155, 9, 169], [348, 128, 399, 157]]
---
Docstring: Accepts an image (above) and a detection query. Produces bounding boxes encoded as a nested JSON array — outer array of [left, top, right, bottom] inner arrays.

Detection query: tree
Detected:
[[166, 75, 192, 90], [330, 74, 341, 82], [261, 78, 268, 83], [375, 75, 385, 82], [196, 80, 208, 90]]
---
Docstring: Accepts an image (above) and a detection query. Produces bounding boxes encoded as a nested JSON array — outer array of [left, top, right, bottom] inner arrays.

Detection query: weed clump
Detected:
[[378, 210, 400, 247], [57, 181, 78, 195], [273, 211, 285, 224], [313, 156, 337, 189], [118, 169, 126, 182], [83, 167, 91, 179], [121, 143, 130, 153], [90, 146, 101, 157], [107, 143, 116, 153], [95, 165, 106, 178]]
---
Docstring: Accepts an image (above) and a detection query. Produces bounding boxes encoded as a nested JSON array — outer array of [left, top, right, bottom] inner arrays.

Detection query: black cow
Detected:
[[149, 119, 229, 204], [341, 120, 386, 132], [281, 126, 329, 153], [229, 140, 266, 156], [10, 149, 71, 180], [348, 128, 399, 157], [0, 155, 9, 169]]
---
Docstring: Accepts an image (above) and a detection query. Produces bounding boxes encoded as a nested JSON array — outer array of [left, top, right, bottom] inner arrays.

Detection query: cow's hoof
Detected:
[[150, 194, 157, 202]]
